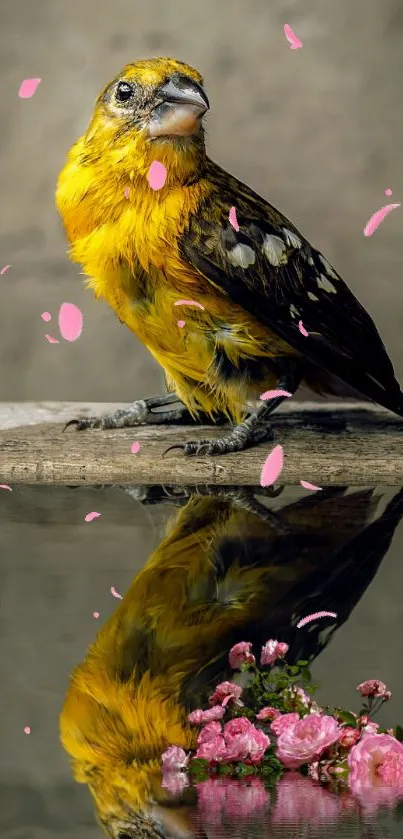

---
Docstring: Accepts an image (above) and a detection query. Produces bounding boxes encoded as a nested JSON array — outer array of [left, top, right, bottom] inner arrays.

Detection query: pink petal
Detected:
[[297, 611, 337, 628], [110, 586, 123, 599], [19, 78, 41, 99], [298, 320, 309, 337], [147, 161, 167, 190], [24, 726, 31, 734], [85, 511, 101, 522], [41, 311, 51, 322], [124, 187, 130, 199], [284, 24, 303, 49], [363, 203, 400, 236], [93, 611, 100, 619], [385, 188, 393, 196], [0, 484, 12, 491], [45, 334, 59, 343], [300, 480, 322, 492], [58, 302, 83, 342], [229, 206, 240, 231], [131, 441, 141, 454], [260, 444, 284, 487], [177, 319, 186, 328], [174, 299, 205, 310], [260, 389, 292, 401], [0, 264, 11, 275]]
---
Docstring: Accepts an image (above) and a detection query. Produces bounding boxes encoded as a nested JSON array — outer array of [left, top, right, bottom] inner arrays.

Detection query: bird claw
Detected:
[[162, 444, 187, 458]]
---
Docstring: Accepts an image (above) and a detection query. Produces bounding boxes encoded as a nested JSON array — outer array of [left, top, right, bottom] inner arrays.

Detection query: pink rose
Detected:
[[161, 771, 189, 795], [276, 713, 340, 769], [222, 717, 270, 765], [271, 773, 341, 825], [161, 745, 189, 771], [270, 712, 300, 736], [195, 735, 226, 762], [228, 641, 255, 670], [197, 777, 269, 824], [356, 679, 391, 699], [256, 706, 281, 721], [188, 705, 225, 724], [362, 721, 380, 734], [339, 727, 361, 749], [260, 639, 289, 666], [282, 685, 310, 707], [197, 720, 222, 744], [209, 680, 243, 707], [348, 733, 403, 788]]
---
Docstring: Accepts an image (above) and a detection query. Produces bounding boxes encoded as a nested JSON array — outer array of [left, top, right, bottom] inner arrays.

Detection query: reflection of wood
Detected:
[[0, 400, 402, 486]]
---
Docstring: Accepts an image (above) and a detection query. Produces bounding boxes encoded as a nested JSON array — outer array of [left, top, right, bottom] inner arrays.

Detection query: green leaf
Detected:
[[301, 669, 312, 683], [338, 711, 358, 727], [296, 660, 309, 667], [235, 763, 256, 777], [288, 666, 300, 676], [395, 725, 403, 742]]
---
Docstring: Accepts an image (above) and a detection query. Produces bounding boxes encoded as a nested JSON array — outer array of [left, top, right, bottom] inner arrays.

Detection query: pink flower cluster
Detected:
[[196, 717, 270, 765], [271, 712, 340, 768]]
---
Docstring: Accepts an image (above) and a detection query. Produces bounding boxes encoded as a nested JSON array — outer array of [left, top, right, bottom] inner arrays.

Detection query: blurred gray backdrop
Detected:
[[2, 1, 403, 838]]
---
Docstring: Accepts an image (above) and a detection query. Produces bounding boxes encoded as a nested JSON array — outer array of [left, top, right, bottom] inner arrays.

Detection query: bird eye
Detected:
[[115, 81, 134, 103]]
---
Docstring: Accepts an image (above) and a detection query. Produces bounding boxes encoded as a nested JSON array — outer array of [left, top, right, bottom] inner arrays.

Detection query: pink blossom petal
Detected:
[[229, 206, 240, 231], [385, 188, 393, 196], [110, 586, 123, 599], [93, 611, 100, 619], [148, 161, 167, 190], [284, 24, 303, 50], [45, 334, 59, 343], [177, 319, 186, 328], [19, 78, 41, 98], [124, 187, 130, 199], [23, 726, 31, 734], [85, 511, 101, 522], [297, 611, 337, 628], [300, 480, 322, 492], [260, 389, 292, 401], [363, 203, 400, 236], [41, 311, 51, 322], [174, 299, 205, 310], [58, 302, 83, 342], [260, 444, 284, 487], [131, 441, 141, 454], [0, 264, 11, 275], [298, 320, 309, 337], [0, 484, 12, 491]]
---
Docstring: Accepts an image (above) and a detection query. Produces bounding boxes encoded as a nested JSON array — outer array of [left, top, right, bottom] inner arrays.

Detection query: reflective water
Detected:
[[2, 484, 403, 838]]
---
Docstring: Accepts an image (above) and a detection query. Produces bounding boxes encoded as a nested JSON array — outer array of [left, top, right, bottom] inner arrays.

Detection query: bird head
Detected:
[[84, 57, 209, 184]]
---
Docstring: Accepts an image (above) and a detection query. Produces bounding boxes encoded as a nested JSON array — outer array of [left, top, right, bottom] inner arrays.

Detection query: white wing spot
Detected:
[[319, 254, 339, 280], [282, 228, 302, 249], [317, 274, 337, 294], [262, 234, 287, 266], [307, 292, 319, 301], [289, 304, 299, 319], [228, 244, 256, 269]]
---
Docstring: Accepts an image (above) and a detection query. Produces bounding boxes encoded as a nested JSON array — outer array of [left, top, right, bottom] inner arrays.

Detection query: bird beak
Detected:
[[148, 76, 209, 138]]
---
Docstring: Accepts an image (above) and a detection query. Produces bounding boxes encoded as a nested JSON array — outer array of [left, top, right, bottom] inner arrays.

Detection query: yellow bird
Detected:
[[59, 486, 403, 837], [57, 57, 403, 456]]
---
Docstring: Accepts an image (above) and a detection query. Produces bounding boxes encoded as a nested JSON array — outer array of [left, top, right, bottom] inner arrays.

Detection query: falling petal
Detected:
[[0, 264, 11, 275], [297, 611, 337, 628], [174, 299, 205, 310], [229, 206, 240, 231], [300, 480, 323, 492], [385, 188, 393, 197], [58, 302, 83, 342], [177, 320, 186, 328], [0, 484, 12, 491], [45, 334, 59, 344], [260, 389, 292, 401], [131, 441, 141, 454], [85, 511, 101, 522], [284, 24, 303, 50], [260, 444, 284, 487], [298, 320, 309, 337], [19, 78, 41, 98], [124, 187, 130, 199], [363, 203, 400, 236], [93, 611, 100, 619], [110, 586, 123, 599], [23, 726, 31, 734], [41, 311, 51, 322], [148, 161, 167, 190]]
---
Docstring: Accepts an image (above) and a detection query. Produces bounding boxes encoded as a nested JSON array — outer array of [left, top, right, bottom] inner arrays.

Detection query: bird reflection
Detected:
[[60, 485, 403, 838]]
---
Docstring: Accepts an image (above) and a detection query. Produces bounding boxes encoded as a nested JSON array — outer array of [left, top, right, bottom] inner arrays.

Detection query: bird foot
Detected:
[[163, 421, 275, 457]]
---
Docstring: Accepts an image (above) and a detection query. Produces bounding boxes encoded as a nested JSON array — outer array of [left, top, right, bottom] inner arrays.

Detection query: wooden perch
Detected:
[[0, 401, 402, 486]]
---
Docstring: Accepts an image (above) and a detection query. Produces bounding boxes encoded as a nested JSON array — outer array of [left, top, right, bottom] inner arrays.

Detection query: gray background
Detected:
[[1, 1, 403, 837]]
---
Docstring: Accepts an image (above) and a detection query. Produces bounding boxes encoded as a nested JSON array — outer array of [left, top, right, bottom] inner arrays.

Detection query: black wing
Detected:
[[180, 162, 403, 415]]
